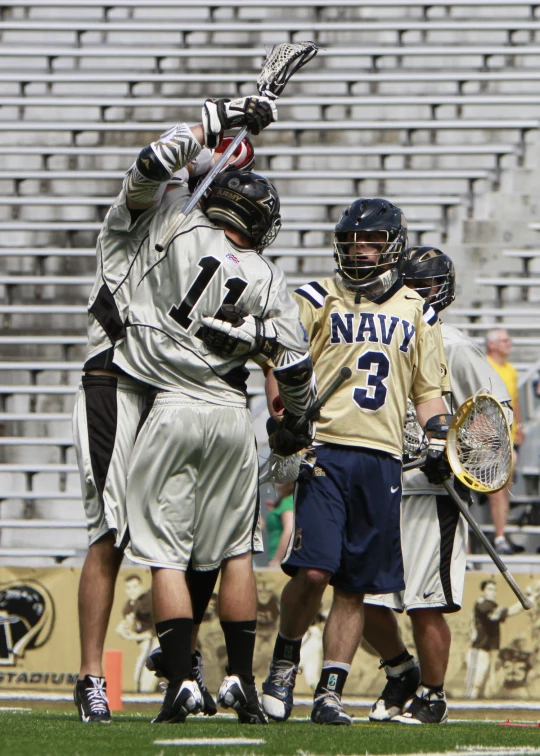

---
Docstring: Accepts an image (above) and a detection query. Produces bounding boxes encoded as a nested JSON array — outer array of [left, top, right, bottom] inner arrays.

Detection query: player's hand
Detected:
[[200, 305, 278, 360], [420, 413, 453, 485], [267, 411, 313, 457], [202, 96, 278, 148]]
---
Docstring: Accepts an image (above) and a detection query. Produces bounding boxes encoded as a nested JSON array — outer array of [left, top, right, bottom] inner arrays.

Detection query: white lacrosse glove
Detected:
[[200, 305, 278, 360], [202, 96, 278, 148]]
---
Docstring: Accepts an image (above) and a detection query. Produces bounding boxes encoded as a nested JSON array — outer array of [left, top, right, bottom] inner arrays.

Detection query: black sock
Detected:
[[421, 681, 443, 694], [315, 665, 349, 698], [273, 632, 302, 666], [155, 617, 193, 683], [220, 620, 257, 683], [384, 650, 413, 668]]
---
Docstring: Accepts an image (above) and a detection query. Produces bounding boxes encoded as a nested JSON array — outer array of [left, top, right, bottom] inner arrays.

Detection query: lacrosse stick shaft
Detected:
[[154, 128, 248, 253], [261, 365, 352, 486], [293, 365, 352, 430], [402, 458, 424, 473], [442, 480, 532, 610]]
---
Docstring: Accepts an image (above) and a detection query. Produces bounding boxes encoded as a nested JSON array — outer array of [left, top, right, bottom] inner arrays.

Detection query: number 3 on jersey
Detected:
[[353, 350, 390, 411]]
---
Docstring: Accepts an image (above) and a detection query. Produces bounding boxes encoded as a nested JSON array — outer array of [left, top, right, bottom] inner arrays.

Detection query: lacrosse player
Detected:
[[71, 98, 265, 723], [259, 200, 450, 726], [110, 102, 318, 725], [363, 247, 512, 724]]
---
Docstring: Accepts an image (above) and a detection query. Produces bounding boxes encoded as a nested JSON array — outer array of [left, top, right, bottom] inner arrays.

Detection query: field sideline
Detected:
[[3, 707, 540, 756]]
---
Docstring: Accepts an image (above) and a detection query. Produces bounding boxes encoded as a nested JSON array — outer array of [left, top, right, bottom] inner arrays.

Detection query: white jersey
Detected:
[[113, 186, 308, 407], [84, 179, 159, 367], [84, 123, 204, 369], [404, 321, 511, 495]]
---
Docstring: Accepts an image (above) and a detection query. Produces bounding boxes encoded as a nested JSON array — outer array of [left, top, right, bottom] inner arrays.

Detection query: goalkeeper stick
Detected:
[[404, 393, 531, 610], [442, 479, 531, 610], [155, 41, 319, 252]]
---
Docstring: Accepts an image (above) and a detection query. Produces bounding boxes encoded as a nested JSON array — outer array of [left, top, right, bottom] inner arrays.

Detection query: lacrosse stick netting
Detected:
[[447, 392, 513, 494], [257, 41, 319, 99], [155, 41, 319, 251], [259, 452, 304, 486]]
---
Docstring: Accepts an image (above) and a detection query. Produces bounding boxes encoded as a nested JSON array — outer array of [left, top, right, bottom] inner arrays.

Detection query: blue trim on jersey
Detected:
[[422, 300, 438, 326], [295, 281, 328, 309]]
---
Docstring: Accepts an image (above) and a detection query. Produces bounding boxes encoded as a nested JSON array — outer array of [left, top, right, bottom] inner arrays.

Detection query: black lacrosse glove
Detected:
[[200, 305, 278, 360], [202, 96, 277, 148], [420, 413, 453, 486], [267, 411, 314, 457]]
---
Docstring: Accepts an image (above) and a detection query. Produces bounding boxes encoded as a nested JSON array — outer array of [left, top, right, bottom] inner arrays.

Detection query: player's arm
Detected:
[[126, 96, 276, 210], [412, 320, 453, 484]]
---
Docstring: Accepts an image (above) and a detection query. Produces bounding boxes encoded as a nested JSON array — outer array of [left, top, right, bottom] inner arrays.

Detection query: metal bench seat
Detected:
[[1, 0, 536, 8], [2, 94, 538, 125], [8, 70, 540, 98]]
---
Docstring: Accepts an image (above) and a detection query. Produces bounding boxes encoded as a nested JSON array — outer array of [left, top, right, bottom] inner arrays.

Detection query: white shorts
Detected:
[[365, 490, 468, 613], [125, 392, 263, 571], [72, 373, 149, 547]]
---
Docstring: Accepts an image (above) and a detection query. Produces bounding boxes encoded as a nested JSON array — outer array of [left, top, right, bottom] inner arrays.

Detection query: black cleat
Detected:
[[74, 675, 112, 723], [369, 657, 420, 722], [152, 679, 203, 724], [217, 674, 268, 724], [393, 685, 448, 724], [146, 648, 217, 717], [311, 691, 352, 726]]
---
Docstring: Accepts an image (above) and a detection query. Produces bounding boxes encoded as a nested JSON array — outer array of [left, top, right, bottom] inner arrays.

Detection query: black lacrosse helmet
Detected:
[[334, 198, 408, 298], [402, 246, 456, 312], [203, 171, 281, 253]]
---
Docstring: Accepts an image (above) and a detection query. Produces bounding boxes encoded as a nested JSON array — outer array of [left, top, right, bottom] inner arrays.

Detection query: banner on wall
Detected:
[[1, 566, 540, 699]]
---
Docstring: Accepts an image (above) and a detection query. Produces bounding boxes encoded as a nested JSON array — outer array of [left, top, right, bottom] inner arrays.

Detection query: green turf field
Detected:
[[2, 709, 540, 756]]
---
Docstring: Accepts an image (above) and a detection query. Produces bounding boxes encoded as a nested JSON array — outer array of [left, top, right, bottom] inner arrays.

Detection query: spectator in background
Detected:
[[265, 483, 295, 567], [485, 328, 525, 555]]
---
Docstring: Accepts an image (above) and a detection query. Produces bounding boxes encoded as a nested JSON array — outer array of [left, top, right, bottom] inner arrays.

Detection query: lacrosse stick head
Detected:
[[257, 41, 319, 99], [447, 392, 513, 493], [259, 452, 303, 485], [403, 399, 428, 458]]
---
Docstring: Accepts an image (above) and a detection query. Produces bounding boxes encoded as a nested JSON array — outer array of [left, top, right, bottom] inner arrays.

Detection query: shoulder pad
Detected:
[[294, 281, 329, 309]]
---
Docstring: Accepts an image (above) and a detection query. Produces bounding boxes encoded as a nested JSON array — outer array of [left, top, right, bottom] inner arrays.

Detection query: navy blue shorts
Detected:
[[282, 444, 404, 594]]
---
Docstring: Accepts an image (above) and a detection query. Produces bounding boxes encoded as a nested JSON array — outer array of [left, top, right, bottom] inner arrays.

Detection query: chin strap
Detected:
[[337, 268, 398, 303]]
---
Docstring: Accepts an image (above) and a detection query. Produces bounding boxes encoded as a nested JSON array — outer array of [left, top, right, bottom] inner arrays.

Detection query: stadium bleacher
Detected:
[[1, 0, 540, 561]]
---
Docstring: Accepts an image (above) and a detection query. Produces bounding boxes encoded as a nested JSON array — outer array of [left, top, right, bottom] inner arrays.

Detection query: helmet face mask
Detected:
[[202, 171, 281, 253], [333, 198, 408, 297], [403, 246, 456, 312]]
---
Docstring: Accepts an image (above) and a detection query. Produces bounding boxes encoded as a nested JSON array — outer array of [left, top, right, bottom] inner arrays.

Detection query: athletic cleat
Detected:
[[392, 685, 448, 724], [369, 657, 420, 722], [192, 650, 217, 716], [74, 675, 112, 723], [217, 674, 268, 724], [146, 648, 217, 717], [152, 679, 203, 724], [311, 690, 353, 726], [261, 659, 298, 721]]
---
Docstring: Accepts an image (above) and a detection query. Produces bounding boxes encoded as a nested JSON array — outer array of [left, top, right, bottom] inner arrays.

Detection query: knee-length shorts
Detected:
[[365, 487, 468, 613], [72, 373, 149, 547], [125, 392, 263, 571], [282, 443, 404, 594]]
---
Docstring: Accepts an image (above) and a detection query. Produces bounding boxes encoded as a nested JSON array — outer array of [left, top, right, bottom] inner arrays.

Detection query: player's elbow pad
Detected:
[[273, 351, 317, 416], [126, 123, 202, 204]]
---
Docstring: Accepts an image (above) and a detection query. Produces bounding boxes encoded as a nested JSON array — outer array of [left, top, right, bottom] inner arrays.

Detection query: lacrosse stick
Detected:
[[259, 365, 352, 485], [403, 393, 530, 609], [155, 41, 319, 252]]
